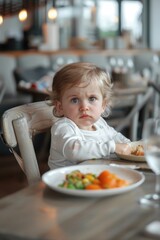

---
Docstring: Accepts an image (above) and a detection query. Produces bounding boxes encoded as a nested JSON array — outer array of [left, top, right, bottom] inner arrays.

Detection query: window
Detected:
[[67, 0, 145, 46], [121, 0, 143, 43], [97, 0, 118, 38]]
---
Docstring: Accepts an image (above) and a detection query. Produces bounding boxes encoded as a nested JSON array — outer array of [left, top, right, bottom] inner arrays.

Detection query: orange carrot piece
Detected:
[[92, 178, 101, 185], [85, 184, 103, 190], [98, 170, 112, 184]]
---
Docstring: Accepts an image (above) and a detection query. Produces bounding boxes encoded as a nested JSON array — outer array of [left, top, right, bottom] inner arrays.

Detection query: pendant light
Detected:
[[48, 0, 57, 22], [19, 0, 27, 22], [0, 15, 3, 25], [0, 0, 4, 25]]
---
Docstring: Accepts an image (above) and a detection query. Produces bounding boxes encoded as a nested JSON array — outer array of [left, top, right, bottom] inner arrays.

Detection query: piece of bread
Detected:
[[131, 145, 144, 156]]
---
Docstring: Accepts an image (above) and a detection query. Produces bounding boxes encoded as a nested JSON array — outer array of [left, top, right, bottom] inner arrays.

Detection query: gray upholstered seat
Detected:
[[80, 53, 109, 71], [16, 54, 50, 69], [50, 54, 80, 71]]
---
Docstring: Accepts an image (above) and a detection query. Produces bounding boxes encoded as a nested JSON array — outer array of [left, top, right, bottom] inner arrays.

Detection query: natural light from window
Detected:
[[121, 1, 143, 40]]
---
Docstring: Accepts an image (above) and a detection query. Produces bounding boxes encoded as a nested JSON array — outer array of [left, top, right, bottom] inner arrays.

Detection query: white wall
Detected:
[[150, 0, 160, 50], [0, 16, 23, 42], [0, 13, 32, 43]]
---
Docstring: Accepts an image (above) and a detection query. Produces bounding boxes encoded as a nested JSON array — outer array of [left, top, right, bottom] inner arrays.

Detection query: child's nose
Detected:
[[79, 102, 89, 111], [80, 107, 88, 111]]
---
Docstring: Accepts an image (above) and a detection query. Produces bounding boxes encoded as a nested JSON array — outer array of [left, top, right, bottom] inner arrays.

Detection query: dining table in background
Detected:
[[17, 82, 152, 141], [0, 161, 159, 240], [17, 85, 49, 102]]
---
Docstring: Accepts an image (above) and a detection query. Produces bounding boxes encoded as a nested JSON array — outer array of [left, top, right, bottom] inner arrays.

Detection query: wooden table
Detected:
[[0, 162, 159, 240]]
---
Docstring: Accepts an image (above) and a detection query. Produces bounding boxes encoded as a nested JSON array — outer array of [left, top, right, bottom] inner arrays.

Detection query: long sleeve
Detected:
[[53, 127, 116, 161], [48, 117, 130, 169]]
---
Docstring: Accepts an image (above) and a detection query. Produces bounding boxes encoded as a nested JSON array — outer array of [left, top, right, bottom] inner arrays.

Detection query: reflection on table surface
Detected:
[[0, 157, 159, 240]]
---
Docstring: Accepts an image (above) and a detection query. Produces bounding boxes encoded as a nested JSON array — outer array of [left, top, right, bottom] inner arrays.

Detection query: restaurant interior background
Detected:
[[0, 0, 159, 51], [1, 0, 160, 197]]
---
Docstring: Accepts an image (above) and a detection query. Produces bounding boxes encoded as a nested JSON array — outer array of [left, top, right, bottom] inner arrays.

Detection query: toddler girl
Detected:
[[48, 62, 131, 169]]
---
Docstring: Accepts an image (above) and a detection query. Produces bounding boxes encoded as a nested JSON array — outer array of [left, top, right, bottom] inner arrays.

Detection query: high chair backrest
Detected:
[[1, 101, 58, 184]]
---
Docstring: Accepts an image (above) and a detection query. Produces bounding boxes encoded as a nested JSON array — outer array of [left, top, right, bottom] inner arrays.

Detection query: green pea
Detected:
[[75, 181, 84, 189], [67, 183, 76, 189]]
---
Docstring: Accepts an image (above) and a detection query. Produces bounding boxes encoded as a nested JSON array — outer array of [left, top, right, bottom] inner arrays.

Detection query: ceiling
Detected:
[[0, 0, 50, 17], [0, 0, 71, 17], [0, 0, 47, 16]]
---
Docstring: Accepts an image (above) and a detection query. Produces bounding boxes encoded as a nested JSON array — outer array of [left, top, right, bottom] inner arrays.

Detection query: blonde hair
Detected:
[[50, 62, 113, 117]]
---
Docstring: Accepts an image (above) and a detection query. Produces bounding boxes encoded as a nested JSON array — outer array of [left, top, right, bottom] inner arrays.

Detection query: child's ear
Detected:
[[55, 101, 64, 116]]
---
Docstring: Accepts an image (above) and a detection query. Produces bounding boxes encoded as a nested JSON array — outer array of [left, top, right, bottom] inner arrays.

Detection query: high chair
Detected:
[[1, 101, 58, 185]]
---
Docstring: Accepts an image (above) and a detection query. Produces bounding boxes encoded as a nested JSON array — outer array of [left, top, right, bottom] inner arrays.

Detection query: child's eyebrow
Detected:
[[67, 94, 78, 98], [89, 93, 99, 96]]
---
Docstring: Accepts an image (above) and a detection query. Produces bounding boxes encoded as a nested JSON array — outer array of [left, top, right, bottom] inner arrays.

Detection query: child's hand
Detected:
[[115, 143, 131, 155]]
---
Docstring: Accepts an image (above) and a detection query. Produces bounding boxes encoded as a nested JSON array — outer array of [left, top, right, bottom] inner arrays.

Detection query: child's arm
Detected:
[[51, 123, 116, 161]]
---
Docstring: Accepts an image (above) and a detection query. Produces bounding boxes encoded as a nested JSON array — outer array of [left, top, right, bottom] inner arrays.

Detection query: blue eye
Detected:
[[71, 98, 79, 104], [89, 97, 96, 102]]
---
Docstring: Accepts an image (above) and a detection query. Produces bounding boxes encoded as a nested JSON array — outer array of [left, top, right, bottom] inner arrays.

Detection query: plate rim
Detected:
[[42, 164, 145, 197], [116, 141, 145, 162], [116, 153, 145, 162]]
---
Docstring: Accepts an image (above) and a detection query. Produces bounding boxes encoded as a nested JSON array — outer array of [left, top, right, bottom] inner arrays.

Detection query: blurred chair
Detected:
[[134, 53, 160, 118], [107, 55, 135, 73], [15, 53, 52, 83], [16, 53, 50, 69], [14, 54, 53, 101], [134, 52, 153, 72], [0, 55, 31, 155], [0, 55, 17, 96], [0, 79, 5, 103], [1, 100, 58, 184], [80, 53, 108, 71], [50, 54, 80, 71], [0, 55, 31, 123], [134, 52, 159, 78], [148, 69, 160, 118]]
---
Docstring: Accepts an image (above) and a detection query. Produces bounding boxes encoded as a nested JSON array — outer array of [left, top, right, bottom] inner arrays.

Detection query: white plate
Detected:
[[42, 165, 145, 197], [116, 141, 145, 162]]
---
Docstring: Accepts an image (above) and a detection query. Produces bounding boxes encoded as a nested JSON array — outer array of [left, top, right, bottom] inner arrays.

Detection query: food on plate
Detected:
[[131, 144, 144, 156], [58, 170, 129, 190]]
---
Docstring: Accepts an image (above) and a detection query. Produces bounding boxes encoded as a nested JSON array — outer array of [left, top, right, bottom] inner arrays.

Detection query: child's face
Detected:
[[56, 80, 106, 130]]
